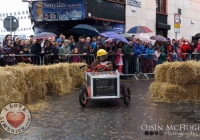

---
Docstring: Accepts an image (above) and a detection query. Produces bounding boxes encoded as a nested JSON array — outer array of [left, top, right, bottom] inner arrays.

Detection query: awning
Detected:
[[156, 23, 171, 30]]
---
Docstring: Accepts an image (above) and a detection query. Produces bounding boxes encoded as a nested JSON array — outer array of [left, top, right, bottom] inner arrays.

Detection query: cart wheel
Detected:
[[123, 87, 131, 105], [79, 88, 88, 107], [120, 84, 125, 99]]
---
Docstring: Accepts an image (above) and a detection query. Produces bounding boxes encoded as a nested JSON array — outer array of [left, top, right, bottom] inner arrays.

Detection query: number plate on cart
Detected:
[[93, 78, 117, 96]]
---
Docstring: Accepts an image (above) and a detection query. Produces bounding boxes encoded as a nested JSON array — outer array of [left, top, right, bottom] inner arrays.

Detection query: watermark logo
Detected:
[[0, 103, 31, 134], [141, 124, 198, 137]]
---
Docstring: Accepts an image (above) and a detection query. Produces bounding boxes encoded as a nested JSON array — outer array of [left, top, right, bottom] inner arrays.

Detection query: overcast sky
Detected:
[[0, 0, 34, 37]]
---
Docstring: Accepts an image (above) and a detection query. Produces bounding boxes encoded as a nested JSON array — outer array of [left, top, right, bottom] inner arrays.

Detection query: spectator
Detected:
[[68, 38, 75, 51], [143, 44, 154, 73], [153, 47, 161, 67], [32, 39, 36, 44], [158, 46, 166, 64], [31, 39, 43, 65], [56, 33, 64, 44], [1, 40, 16, 66], [85, 37, 91, 47], [166, 40, 174, 62], [3, 35, 12, 46], [117, 41, 123, 49], [194, 39, 200, 52], [75, 36, 85, 53], [93, 43, 101, 55], [42, 40, 54, 65], [59, 39, 71, 62], [52, 42, 60, 63], [122, 40, 134, 79], [91, 37, 97, 49], [181, 40, 191, 61], [21, 46, 31, 63], [81, 45, 92, 64], [71, 48, 82, 63], [115, 47, 124, 74]]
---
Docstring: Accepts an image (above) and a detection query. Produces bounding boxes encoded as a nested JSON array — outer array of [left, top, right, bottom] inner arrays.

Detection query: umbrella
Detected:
[[150, 35, 168, 42], [100, 31, 129, 44], [105, 38, 116, 43], [194, 33, 200, 38], [34, 32, 57, 39], [127, 26, 152, 34], [121, 34, 132, 38], [134, 33, 151, 42], [71, 24, 99, 37]]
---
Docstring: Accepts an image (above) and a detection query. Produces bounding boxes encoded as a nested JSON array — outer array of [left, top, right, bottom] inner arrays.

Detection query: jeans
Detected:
[[153, 60, 158, 67]]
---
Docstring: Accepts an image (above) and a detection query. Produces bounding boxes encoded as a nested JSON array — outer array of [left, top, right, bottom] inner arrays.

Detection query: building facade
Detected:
[[167, 0, 200, 41], [125, 0, 200, 41], [25, 0, 126, 36]]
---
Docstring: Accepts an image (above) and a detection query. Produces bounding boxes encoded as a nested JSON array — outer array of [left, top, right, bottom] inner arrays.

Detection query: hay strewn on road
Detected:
[[0, 63, 87, 109], [150, 61, 200, 102]]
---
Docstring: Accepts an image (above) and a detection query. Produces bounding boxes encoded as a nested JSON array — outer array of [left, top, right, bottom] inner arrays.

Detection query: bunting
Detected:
[[0, 10, 29, 18], [0, 27, 33, 33]]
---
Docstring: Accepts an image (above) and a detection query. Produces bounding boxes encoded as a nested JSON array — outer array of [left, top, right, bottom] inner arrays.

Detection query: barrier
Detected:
[[191, 53, 200, 61], [42, 54, 57, 65], [68, 54, 95, 65], [0, 54, 42, 66]]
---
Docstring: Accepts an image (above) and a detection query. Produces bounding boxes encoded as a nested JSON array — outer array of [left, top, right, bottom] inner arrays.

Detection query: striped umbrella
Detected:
[[127, 26, 152, 34]]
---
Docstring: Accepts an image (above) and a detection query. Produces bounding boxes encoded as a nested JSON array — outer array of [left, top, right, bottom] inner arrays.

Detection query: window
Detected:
[[156, 0, 166, 14]]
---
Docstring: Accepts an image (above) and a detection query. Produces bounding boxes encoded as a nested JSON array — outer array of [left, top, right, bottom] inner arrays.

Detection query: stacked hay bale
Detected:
[[0, 68, 25, 108], [46, 63, 87, 94], [3, 65, 48, 103], [150, 61, 200, 102], [0, 63, 86, 109], [69, 63, 87, 88]]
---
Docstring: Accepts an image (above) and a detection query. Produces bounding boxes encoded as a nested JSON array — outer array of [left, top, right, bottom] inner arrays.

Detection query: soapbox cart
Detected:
[[79, 65, 131, 107]]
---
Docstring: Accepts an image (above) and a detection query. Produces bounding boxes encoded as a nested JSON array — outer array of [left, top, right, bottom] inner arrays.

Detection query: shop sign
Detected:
[[127, 0, 141, 8], [32, 0, 85, 21], [93, 22, 125, 33]]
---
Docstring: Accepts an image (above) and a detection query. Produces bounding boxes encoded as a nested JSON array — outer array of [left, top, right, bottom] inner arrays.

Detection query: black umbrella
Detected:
[[71, 24, 99, 37], [194, 33, 200, 38]]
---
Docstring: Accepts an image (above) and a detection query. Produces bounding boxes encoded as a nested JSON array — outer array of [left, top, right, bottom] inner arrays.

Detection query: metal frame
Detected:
[[85, 71, 120, 99]]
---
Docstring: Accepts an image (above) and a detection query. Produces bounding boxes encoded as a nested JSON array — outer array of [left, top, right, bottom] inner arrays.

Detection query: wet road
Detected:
[[1, 80, 200, 140]]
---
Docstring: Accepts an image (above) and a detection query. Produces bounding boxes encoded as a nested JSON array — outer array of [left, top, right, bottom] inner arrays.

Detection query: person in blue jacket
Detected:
[[143, 44, 155, 73], [133, 39, 144, 74]]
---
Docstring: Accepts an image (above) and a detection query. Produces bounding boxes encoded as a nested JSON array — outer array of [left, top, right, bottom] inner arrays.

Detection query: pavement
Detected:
[[1, 79, 200, 140]]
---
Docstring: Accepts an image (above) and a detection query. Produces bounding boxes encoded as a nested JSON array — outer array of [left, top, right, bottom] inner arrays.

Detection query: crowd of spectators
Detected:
[[0, 33, 200, 78]]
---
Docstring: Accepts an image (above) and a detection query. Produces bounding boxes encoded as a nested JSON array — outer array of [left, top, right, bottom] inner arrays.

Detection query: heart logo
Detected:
[[6, 112, 25, 128]]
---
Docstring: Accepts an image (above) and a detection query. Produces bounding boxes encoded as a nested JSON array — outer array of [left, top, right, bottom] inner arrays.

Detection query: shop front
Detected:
[[25, 0, 126, 38]]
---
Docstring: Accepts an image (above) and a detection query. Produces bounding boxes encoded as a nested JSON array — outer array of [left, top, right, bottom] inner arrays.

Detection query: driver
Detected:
[[91, 49, 113, 71]]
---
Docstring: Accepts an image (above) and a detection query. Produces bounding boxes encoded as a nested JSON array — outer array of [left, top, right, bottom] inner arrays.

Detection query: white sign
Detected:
[[174, 13, 180, 33], [127, 0, 141, 8]]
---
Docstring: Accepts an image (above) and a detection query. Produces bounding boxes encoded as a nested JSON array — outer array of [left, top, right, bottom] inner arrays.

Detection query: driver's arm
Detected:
[[91, 59, 99, 70]]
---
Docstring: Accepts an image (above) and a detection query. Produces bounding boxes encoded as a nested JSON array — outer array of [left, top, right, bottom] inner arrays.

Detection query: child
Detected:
[[153, 47, 160, 67], [71, 48, 82, 63], [21, 46, 31, 63], [115, 48, 124, 74], [166, 45, 173, 62], [158, 47, 166, 64]]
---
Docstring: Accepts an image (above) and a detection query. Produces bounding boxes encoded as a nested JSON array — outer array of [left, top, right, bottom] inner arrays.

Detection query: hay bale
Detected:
[[149, 82, 188, 102], [68, 63, 87, 87], [17, 63, 33, 67], [183, 83, 200, 101], [154, 62, 171, 82], [25, 82, 47, 103], [154, 61, 200, 85]]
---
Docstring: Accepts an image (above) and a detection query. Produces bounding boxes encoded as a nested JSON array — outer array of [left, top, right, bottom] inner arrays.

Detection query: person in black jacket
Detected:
[[42, 40, 54, 65], [31, 39, 43, 65]]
